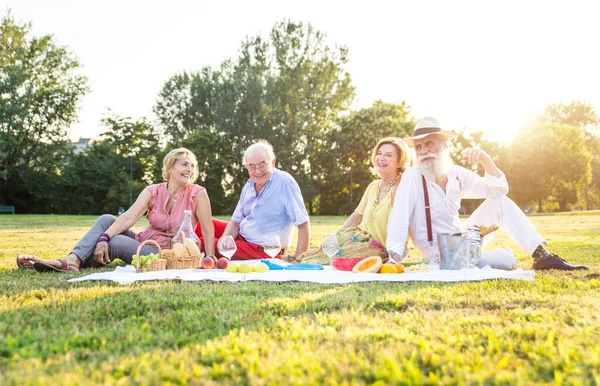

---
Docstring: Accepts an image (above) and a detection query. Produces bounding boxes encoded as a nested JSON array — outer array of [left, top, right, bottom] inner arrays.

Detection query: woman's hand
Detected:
[[93, 241, 110, 265]]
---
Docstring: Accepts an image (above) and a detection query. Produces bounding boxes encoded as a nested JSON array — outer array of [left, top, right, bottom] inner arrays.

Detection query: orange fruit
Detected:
[[378, 264, 397, 274], [352, 255, 383, 273], [394, 264, 405, 273]]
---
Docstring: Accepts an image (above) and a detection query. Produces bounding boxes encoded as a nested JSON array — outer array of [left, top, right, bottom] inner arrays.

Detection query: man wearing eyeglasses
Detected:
[[196, 140, 310, 260]]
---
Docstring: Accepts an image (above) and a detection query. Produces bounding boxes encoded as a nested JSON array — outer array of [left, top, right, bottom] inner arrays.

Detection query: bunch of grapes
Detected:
[[133, 253, 161, 270]]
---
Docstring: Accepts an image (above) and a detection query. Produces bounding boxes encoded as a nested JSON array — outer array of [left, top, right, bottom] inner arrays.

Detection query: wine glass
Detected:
[[218, 235, 237, 260], [263, 234, 281, 263], [322, 235, 339, 258]]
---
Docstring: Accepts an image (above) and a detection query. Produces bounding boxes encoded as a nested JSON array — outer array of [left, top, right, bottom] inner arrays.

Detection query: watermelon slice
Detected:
[[331, 257, 365, 271]]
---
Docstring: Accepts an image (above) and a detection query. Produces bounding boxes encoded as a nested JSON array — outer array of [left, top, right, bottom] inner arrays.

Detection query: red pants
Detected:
[[195, 218, 283, 260]]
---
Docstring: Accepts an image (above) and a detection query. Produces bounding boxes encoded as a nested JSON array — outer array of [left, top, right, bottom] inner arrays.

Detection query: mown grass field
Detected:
[[0, 214, 599, 385]]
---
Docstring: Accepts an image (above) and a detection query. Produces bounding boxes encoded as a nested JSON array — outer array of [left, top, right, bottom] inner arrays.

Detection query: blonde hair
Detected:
[[371, 137, 410, 174], [162, 148, 199, 183]]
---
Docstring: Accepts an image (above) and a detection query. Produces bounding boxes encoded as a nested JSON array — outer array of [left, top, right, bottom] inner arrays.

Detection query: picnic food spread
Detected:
[[352, 255, 383, 273], [331, 257, 365, 271], [405, 263, 432, 272]]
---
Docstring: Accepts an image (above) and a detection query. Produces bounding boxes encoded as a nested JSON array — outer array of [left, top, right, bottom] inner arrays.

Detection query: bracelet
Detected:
[[97, 233, 111, 243]]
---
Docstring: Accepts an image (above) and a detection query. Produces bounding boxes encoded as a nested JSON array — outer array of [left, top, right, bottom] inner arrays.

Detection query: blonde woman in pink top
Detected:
[[17, 148, 216, 272]]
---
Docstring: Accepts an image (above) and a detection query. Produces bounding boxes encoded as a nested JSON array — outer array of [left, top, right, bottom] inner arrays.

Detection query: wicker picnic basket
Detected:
[[161, 234, 203, 269], [163, 252, 203, 269], [135, 239, 167, 273]]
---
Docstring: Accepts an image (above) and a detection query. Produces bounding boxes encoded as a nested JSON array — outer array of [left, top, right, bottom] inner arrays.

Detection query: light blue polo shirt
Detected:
[[231, 168, 309, 247]]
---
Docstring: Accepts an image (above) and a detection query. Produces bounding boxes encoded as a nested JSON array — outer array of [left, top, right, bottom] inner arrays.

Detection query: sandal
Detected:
[[16, 255, 42, 269], [33, 258, 80, 273]]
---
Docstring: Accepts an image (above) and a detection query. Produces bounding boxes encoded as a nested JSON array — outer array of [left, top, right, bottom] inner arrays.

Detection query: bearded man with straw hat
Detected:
[[386, 117, 588, 271]]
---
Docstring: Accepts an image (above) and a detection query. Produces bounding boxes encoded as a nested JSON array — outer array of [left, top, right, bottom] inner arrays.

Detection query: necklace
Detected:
[[371, 174, 400, 219], [167, 183, 181, 203]]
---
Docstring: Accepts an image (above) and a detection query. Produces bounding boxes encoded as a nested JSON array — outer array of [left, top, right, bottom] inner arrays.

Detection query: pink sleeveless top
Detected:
[[135, 182, 204, 248]]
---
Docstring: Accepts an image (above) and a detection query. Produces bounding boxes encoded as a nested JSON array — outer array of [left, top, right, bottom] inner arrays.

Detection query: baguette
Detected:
[[480, 224, 499, 237]]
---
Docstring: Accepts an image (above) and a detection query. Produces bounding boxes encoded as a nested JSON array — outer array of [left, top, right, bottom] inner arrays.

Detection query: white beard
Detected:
[[416, 148, 453, 181]]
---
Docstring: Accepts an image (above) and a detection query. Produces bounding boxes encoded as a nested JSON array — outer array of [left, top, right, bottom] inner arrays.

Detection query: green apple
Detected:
[[225, 264, 238, 273], [238, 263, 252, 273], [253, 262, 269, 273]]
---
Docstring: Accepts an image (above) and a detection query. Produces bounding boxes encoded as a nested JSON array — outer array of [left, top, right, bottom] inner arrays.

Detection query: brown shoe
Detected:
[[33, 258, 80, 273], [532, 255, 589, 271], [16, 255, 42, 269]]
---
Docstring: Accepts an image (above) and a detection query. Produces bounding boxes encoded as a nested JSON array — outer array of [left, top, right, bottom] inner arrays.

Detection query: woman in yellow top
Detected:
[[295, 137, 409, 264]]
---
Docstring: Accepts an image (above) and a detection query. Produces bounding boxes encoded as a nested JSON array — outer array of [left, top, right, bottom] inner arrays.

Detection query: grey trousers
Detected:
[[72, 214, 159, 268]]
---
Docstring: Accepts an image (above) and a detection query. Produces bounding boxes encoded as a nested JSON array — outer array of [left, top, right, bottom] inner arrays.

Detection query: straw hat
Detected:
[[403, 117, 455, 145]]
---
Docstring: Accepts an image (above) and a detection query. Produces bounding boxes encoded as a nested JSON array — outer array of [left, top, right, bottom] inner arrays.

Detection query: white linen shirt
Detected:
[[386, 166, 509, 261]]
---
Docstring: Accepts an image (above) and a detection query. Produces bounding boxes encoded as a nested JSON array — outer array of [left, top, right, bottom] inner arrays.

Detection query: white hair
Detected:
[[416, 141, 453, 181], [243, 140, 276, 166]]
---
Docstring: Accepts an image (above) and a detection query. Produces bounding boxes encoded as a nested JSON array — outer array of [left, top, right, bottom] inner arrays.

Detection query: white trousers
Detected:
[[465, 196, 546, 269]]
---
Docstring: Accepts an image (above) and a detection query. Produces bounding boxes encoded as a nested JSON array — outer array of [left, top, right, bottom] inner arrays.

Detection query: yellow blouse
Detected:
[[354, 179, 396, 247]]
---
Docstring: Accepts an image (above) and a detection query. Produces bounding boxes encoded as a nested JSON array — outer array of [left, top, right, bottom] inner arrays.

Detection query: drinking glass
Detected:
[[263, 234, 281, 262], [322, 235, 339, 258], [218, 235, 237, 260]]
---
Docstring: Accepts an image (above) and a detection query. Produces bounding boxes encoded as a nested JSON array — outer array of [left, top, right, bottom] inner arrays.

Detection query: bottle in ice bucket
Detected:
[[171, 210, 201, 251], [466, 226, 481, 268]]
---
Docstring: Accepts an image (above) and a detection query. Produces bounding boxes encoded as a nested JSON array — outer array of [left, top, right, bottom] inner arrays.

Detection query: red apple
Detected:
[[216, 257, 230, 269], [201, 256, 215, 269]]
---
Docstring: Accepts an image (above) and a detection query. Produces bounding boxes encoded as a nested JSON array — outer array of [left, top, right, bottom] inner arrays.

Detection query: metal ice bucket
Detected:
[[438, 233, 469, 270]]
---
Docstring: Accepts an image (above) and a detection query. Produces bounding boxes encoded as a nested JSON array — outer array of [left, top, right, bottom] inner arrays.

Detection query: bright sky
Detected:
[[4, 0, 600, 143]]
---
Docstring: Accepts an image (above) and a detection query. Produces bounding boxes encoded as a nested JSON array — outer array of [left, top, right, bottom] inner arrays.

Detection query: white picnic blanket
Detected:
[[68, 260, 534, 285]]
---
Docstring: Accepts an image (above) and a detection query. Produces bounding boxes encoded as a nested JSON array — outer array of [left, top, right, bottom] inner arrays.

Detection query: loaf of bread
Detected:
[[184, 238, 201, 256], [172, 242, 186, 258]]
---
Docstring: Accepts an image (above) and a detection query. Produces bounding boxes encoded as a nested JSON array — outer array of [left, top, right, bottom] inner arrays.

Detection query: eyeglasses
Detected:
[[246, 161, 269, 172]]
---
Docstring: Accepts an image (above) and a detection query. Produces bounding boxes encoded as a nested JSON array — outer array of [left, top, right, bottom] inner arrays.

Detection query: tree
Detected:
[[53, 114, 159, 214], [99, 112, 162, 184], [154, 20, 355, 214], [508, 122, 590, 212], [320, 100, 415, 214], [540, 101, 599, 209], [0, 12, 87, 211], [543, 101, 599, 132]]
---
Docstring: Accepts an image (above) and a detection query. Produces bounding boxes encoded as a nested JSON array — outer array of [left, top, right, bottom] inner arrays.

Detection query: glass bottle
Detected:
[[466, 226, 481, 268], [171, 210, 200, 247]]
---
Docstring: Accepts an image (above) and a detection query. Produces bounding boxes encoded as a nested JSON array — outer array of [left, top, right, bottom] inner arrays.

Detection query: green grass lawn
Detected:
[[0, 214, 599, 385]]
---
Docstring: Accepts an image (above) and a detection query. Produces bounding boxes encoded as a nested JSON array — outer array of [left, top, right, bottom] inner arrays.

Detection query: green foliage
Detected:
[[3, 11, 600, 218], [507, 122, 591, 212], [154, 20, 355, 214], [0, 214, 599, 384], [50, 115, 158, 214], [98, 113, 162, 184], [321, 101, 415, 214], [541, 101, 600, 210], [543, 100, 599, 131], [0, 12, 88, 211]]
